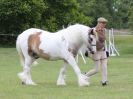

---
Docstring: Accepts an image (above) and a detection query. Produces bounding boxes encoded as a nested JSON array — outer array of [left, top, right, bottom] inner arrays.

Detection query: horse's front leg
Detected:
[[64, 52, 89, 86], [57, 61, 67, 86]]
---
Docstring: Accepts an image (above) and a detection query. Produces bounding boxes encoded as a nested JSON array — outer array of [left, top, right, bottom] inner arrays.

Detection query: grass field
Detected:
[[0, 35, 133, 99]]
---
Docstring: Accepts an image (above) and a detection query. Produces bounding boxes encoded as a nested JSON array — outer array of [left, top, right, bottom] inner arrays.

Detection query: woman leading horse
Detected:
[[85, 17, 109, 86]]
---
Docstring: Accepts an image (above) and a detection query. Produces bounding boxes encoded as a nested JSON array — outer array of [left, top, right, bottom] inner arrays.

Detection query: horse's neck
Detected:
[[55, 25, 88, 49], [62, 29, 83, 49]]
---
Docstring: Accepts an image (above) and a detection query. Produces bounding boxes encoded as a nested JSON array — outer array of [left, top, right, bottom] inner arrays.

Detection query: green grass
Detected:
[[0, 35, 133, 99]]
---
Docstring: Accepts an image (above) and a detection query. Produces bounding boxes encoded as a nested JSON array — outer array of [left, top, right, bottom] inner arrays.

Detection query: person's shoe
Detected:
[[102, 81, 108, 86]]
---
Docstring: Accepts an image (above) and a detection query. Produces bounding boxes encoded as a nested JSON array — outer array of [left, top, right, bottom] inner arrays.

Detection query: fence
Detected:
[[0, 29, 132, 47]]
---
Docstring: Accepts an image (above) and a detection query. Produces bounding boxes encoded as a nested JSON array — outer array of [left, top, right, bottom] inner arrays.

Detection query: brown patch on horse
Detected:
[[68, 45, 78, 57], [95, 27, 106, 51], [68, 48, 77, 57], [28, 32, 50, 60]]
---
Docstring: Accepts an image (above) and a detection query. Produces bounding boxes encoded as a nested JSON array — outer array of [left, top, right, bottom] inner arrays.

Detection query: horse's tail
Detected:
[[16, 37, 25, 67]]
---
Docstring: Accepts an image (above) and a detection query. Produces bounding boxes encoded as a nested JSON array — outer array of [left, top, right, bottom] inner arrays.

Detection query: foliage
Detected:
[[41, 0, 92, 32], [77, 0, 132, 29], [87, 0, 111, 27], [0, 0, 92, 33], [0, 0, 132, 34], [128, 2, 133, 30], [0, 0, 46, 34], [0, 0, 132, 46], [111, 0, 131, 28]]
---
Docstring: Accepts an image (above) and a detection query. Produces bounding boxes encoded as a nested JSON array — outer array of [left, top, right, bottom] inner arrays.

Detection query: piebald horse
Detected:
[[16, 24, 98, 86]]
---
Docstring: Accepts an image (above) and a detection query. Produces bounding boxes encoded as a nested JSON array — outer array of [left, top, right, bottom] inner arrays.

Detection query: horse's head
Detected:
[[87, 28, 98, 54]]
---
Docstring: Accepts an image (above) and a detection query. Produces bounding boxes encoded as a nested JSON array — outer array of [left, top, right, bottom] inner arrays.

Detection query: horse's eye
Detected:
[[90, 38, 93, 41]]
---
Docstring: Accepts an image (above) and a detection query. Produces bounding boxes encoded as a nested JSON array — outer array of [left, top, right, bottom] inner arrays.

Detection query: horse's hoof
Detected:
[[31, 82, 37, 86], [21, 81, 37, 85], [26, 82, 37, 85], [57, 81, 66, 86], [22, 81, 25, 85], [79, 81, 90, 87], [78, 74, 90, 87], [57, 83, 66, 86]]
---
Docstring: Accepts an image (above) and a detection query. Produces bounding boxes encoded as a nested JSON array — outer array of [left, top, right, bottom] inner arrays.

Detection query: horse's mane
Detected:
[[55, 24, 89, 34]]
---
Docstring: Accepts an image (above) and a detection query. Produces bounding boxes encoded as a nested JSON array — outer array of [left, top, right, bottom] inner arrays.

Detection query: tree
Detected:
[[41, 0, 92, 31], [0, 0, 46, 34], [128, 1, 133, 30], [77, 0, 132, 29], [111, 0, 131, 28], [78, 0, 111, 27]]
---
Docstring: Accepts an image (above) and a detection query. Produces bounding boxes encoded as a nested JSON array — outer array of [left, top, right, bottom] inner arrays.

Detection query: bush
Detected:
[[0, 0, 46, 34]]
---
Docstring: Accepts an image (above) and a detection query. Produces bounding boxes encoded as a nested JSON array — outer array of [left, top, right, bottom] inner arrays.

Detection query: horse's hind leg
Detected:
[[18, 56, 36, 85], [57, 61, 67, 86]]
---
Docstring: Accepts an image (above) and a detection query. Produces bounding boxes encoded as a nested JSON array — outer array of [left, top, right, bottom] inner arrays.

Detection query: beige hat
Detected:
[[97, 17, 108, 23]]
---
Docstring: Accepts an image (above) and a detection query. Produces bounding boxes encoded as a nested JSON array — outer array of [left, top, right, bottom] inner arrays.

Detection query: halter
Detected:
[[88, 35, 96, 46], [91, 44, 96, 46], [88, 41, 96, 51], [87, 31, 96, 54]]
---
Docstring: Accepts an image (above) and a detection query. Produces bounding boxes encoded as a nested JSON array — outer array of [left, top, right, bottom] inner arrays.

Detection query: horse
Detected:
[[16, 24, 98, 86]]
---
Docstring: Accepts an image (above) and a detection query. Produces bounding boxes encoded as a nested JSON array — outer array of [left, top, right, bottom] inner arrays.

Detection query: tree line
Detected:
[[0, 0, 132, 35]]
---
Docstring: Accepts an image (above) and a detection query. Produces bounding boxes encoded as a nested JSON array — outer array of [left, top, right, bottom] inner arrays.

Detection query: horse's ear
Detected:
[[92, 28, 98, 36], [89, 28, 98, 41], [91, 29, 95, 35]]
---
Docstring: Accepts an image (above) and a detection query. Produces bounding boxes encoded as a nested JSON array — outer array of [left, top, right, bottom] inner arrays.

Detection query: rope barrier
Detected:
[[0, 34, 18, 36]]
